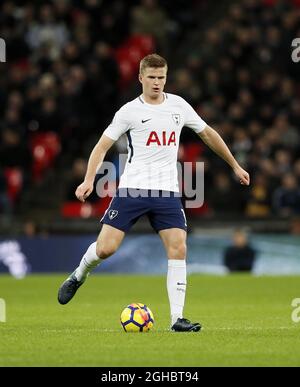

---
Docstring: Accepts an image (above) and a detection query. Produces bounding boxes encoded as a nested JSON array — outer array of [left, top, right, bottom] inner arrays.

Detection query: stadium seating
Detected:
[[61, 196, 112, 218], [115, 34, 155, 87], [30, 132, 61, 182], [4, 167, 23, 204]]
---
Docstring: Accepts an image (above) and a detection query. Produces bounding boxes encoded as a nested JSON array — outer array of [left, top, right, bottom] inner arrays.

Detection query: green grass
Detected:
[[0, 274, 300, 366]]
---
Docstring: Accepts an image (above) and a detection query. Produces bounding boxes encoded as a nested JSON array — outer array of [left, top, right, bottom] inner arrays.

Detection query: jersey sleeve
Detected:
[[103, 107, 130, 141], [182, 99, 207, 134]]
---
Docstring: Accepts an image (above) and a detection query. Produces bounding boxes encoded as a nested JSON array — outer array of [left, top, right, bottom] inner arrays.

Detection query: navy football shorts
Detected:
[[100, 188, 187, 233]]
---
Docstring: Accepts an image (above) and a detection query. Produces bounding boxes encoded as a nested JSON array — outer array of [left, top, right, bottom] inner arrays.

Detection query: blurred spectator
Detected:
[[208, 172, 246, 216], [273, 114, 300, 150], [273, 150, 293, 175], [273, 174, 300, 217], [0, 169, 11, 216], [23, 219, 49, 238], [293, 159, 300, 181], [131, 0, 169, 54], [0, 128, 31, 170], [37, 97, 61, 132], [245, 173, 271, 217], [171, 68, 202, 105], [23, 220, 37, 237], [290, 217, 300, 235], [25, 3, 69, 59], [224, 229, 256, 272], [232, 128, 252, 166]]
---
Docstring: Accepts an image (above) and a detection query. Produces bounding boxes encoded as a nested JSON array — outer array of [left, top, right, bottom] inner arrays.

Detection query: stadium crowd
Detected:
[[0, 0, 300, 221]]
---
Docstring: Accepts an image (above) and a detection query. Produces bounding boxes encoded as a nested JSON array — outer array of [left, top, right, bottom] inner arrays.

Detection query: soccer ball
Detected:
[[120, 303, 154, 332]]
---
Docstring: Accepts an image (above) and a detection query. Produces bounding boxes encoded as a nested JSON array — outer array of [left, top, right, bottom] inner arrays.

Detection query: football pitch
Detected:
[[0, 274, 300, 367]]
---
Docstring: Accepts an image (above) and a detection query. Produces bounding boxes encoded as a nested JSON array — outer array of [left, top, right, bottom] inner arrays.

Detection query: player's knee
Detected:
[[96, 242, 118, 259], [168, 242, 186, 259]]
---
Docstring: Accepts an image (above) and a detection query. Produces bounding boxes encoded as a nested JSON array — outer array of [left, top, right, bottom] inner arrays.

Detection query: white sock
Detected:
[[74, 242, 103, 281], [167, 259, 187, 326]]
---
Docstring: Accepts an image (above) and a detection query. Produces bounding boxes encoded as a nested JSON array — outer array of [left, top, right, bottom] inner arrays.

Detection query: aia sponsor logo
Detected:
[[146, 131, 176, 146]]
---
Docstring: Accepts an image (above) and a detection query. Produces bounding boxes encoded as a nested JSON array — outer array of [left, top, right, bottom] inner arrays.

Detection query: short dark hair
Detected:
[[139, 53, 168, 74]]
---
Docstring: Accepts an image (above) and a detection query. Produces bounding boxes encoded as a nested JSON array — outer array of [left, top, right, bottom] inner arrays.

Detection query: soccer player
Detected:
[[58, 54, 250, 332]]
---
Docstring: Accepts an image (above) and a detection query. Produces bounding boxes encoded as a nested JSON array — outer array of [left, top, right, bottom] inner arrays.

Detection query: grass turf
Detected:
[[0, 274, 300, 366]]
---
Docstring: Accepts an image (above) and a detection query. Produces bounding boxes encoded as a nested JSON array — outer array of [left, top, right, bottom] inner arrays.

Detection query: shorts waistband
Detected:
[[116, 188, 181, 198]]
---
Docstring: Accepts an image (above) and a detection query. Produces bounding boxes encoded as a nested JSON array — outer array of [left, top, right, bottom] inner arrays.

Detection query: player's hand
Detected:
[[75, 180, 94, 202], [233, 166, 250, 186]]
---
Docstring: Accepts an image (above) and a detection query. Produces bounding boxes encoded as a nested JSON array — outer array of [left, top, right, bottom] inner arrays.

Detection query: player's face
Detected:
[[139, 67, 167, 101]]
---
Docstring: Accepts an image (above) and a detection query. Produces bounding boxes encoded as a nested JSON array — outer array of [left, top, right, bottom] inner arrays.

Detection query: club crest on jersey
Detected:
[[109, 210, 118, 220], [172, 114, 180, 125]]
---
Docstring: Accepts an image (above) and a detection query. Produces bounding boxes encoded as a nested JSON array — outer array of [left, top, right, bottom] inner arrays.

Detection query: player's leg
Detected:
[[75, 224, 125, 281], [58, 225, 125, 305], [159, 228, 187, 326], [159, 228, 187, 322], [58, 188, 150, 305], [159, 227, 201, 332]]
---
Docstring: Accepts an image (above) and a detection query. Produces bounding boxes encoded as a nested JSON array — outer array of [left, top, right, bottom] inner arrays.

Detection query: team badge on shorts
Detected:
[[109, 210, 118, 220], [172, 114, 180, 125]]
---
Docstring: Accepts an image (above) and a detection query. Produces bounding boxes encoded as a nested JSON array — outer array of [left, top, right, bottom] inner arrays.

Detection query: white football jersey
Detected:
[[103, 93, 207, 192]]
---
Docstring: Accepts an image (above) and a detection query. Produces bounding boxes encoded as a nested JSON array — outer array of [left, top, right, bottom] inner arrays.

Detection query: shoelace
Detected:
[[179, 318, 191, 324], [68, 276, 80, 287]]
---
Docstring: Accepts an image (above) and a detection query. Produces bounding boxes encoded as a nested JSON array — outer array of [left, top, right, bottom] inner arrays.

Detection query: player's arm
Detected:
[[75, 135, 115, 202], [198, 125, 250, 186]]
